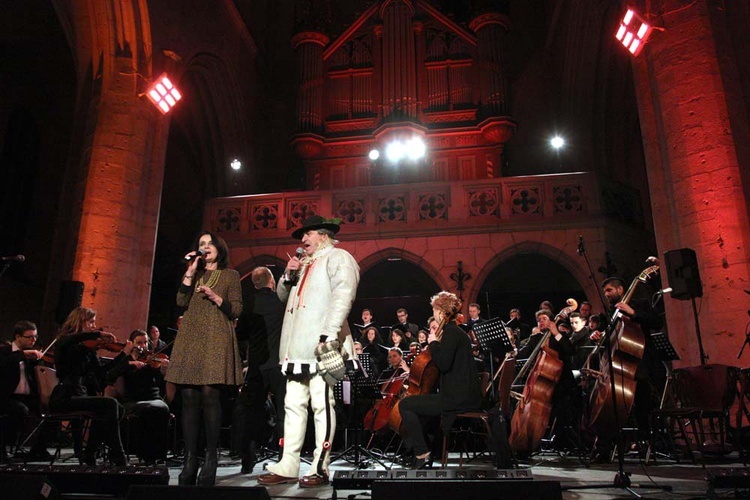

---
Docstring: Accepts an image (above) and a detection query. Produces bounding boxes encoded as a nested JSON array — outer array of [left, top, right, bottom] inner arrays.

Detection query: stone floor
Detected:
[[5, 443, 749, 499], [159, 447, 746, 499]]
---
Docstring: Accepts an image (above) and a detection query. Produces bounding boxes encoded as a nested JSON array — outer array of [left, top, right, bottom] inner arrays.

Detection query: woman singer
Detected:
[[165, 231, 243, 486], [398, 291, 481, 469]]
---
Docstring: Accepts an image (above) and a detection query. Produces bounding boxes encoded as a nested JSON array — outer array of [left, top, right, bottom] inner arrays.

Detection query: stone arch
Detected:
[[469, 240, 600, 317], [357, 247, 447, 290], [354, 247, 444, 331]]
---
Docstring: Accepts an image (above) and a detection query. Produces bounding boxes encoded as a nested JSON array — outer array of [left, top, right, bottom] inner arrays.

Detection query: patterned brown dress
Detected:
[[165, 268, 244, 386]]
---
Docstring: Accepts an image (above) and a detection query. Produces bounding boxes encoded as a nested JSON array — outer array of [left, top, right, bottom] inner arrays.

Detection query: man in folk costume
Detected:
[[259, 215, 359, 488]]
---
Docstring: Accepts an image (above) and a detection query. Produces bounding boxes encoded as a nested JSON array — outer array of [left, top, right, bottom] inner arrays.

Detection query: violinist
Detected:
[[50, 308, 130, 466], [398, 291, 481, 469], [0, 320, 52, 461], [106, 329, 170, 464]]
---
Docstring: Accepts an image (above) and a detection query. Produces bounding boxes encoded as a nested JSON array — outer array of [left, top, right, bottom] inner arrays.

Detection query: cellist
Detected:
[[398, 291, 481, 469]]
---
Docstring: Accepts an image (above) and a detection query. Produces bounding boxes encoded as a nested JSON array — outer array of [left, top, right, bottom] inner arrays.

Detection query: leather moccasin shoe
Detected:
[[257, 472, 298, 485], [299, 472, 329, 488]]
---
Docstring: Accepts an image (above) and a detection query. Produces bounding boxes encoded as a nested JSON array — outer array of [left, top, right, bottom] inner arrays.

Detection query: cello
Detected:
[[508, 299, 577, 453], [585, 263, 659, 432], [388, 311, 453, 434]]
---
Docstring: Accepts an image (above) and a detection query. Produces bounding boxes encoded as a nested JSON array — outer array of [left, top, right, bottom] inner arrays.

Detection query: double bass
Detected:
[[585, 263, 659, 432], [508, 299, 577, 453]]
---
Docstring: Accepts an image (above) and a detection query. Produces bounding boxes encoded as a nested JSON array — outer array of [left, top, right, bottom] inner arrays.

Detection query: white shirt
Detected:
[[11, 341, 31, 395]]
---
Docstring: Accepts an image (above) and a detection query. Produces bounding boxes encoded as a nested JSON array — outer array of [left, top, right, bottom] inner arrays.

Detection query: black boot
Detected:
[[196, 451, 217, 486], [178, 452, 199, 485]]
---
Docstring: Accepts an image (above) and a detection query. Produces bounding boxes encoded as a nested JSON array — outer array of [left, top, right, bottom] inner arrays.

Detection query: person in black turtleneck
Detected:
[[398, 291, 481, 469], [50, 307, 130, 466]]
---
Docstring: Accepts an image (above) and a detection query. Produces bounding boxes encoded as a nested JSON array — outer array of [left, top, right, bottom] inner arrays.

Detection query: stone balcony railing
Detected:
[[204, 172, 638, 244]]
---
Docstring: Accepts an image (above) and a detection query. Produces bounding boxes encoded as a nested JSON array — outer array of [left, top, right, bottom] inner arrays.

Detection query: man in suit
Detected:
[[393, 308, 419, 341], [0, 321, 51, 460]]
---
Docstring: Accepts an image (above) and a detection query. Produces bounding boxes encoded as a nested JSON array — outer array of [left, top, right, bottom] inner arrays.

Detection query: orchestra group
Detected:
[[1, 215, 668, 488]]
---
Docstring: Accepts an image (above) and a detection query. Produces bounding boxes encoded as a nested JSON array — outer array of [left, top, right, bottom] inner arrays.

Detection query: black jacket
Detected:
[[0, 342, 39, 397], [429, 322, 481, 413]]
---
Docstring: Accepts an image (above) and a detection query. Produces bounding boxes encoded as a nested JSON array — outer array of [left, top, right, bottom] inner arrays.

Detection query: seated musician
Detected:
[[106, 329, 170, 464], [50, 307, 130, 466], [378, 347, 410, 381], [398, 291, 481, 469], [0, 321, 52, 461]]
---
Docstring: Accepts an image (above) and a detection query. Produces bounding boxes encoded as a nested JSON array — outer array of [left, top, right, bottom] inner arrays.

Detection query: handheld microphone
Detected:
[[286, 247, 305, 285], [184, 249, 206, 262], [1, 255, 25, 262]]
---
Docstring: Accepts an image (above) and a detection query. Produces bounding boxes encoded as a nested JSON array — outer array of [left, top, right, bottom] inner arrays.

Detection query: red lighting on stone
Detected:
[[146, 74, 182, 114], [615, 8, 653, 56]]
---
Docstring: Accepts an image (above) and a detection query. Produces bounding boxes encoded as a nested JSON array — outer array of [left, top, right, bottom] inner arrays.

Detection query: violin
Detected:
[[82, 338, 127, 352], [134, 347, 170, 369]]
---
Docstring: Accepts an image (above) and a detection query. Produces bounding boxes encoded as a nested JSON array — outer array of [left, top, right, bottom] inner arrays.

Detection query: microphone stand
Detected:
[[565, 241, 672, 497]]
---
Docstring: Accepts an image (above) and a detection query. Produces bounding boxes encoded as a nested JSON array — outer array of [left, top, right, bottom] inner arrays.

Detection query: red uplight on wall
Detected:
[[146, 74, 182, 114], [615, 8, 653, 56]]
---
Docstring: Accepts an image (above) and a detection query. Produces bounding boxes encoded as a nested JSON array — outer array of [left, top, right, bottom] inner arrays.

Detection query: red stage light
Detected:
[[146, 74, 182, 114], [615, 8, 653, 56]]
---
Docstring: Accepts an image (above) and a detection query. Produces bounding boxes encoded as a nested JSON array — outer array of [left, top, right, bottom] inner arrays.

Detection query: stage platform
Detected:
[[2, 445, 745, 499]]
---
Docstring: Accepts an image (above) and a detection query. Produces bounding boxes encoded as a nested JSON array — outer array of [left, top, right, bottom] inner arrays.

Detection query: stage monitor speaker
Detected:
[[0, 464, 168, 496], [126, 485, 271, 499], [371, 479, 562, 500], [0, 474, 60, 499], [664, 248, 703, 300], [55, 280, 84, 324]]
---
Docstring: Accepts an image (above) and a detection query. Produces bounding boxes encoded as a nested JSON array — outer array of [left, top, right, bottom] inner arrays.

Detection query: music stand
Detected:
[[473, 319, 515, 356], [331, 354, 389, 469], [652, 332, 680, 406]]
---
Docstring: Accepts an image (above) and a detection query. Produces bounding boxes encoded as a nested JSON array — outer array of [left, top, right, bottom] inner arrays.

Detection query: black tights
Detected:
[[181, 385, 222, 456]]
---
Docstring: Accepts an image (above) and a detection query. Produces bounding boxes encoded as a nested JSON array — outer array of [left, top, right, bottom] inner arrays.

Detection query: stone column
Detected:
[[66, 57, 169, 337], [632, 0, 750, 366]]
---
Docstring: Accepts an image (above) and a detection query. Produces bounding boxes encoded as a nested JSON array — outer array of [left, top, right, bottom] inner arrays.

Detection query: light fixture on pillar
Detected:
[[615, 7, 654, 56], [230, 158, 242, 171], [146, 73, 182, 114]]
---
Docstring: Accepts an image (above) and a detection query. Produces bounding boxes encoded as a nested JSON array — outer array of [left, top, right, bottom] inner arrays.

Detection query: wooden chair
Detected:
[[440, 373, 494, 467]]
